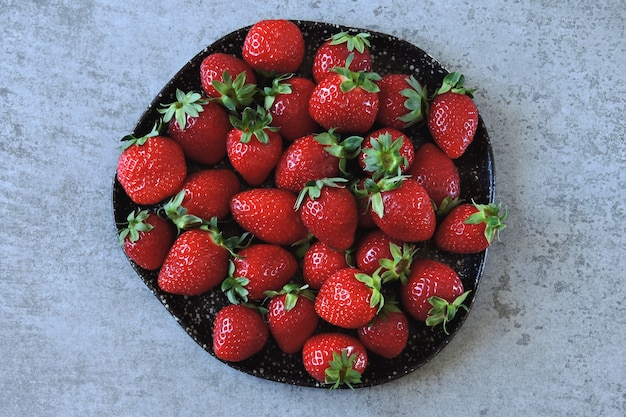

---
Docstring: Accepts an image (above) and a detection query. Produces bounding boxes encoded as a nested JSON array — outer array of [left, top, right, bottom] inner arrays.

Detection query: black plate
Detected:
[[112, 21, 495, 388]]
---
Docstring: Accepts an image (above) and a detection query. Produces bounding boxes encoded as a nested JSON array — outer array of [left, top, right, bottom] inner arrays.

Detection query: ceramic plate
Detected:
[[112, 20, 495, 388]]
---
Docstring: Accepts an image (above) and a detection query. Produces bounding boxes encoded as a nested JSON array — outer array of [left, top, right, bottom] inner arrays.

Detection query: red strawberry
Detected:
[[312, 32, 372, 84], [355, 229, 415, 284], [263, 75, 319, 141], [242, 19, 305, 74], [410, 142, 460, 206], [221, 244, 298, 303], [199, 53, 257, 111], [302, 241, 350, 290], [157, 220, 248, 296], [158, 89, 231, 165], [359, 127, 415, 179], [302, 332, 368, 389], [400, 258, 470, 334], [230, 188, 309, 246], [368, 176, 436, 242], [309, 56, 381, 134], [265, 284, 319, 354], [213, 304, 269, 362], [118, 209, 176, 271], [295, 178, 358, 251], [315, 267, 383, 329], [357, 302, 409, 359], [376, 73, 429, 129], [435, 201, 507, 254], [116, 124, 186, 205], [274, 130, 362, 193], [226, 106, 282, 186], [427, 72, 478, 159]]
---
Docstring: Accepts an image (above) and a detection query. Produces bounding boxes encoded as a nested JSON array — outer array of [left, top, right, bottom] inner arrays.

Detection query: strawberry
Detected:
[[265, 284, 319, 354], [302, 332, 368, 389], [315, 267, 383, 329], [226, 106, 282, 186], [242, 19, 305, 74], [263, 74, 319, 141], [302, 241, 350, 290], [357, 301, 409, 359], [221, 244, 298, 303], [410, 142, 461, 206], [213, 304, 269, 362], [312, 31, 372, 84], [118, 209, 176, 271], [163, 169, 240, 228], [355, 229, 416, 283], [435, 201, 507, 254], [427, 71, 478, 159], [157, 219, 248, 296], [400, 258, 470, 334], [157, 89, 231, 165], [367, 176, 436, 242], [295, 178, 358, 251], [359, 127, 415, 179], [376, 73, 429, 130], [351, 178, 377, 229], [116, 124, 186, 205], [274, 130, 362, 193], [230, 188, 309, 246], [309, 55, 381, 134], [199, 53, 257, 111]]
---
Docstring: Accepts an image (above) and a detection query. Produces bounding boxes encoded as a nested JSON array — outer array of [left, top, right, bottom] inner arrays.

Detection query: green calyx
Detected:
[[315, 128, 364, 175], [325, 349, 363, 390], [264, 283, 315, 311], [362, 132, 408, 180], [212, 70, 257, 112], [162, 190, 204, 231], [294, 177, 348, 210], [434, 71, 477, 98], [355, 270, 384, 313], [221, 261, 251, 304], [263, 73, 294, 110], [200, 217, 252, 257], [464, 200, 508, 244], [117, 209, 154, 245], [229, 105, 278, 144], [333, 53, 381, 94], [426, 290, 472, 335], [328, 31, 371, 53], [364, 174, 410, 218], [378, 242, 417, 284], [157, 89, 208, 131], [119, 122, 162, 151], [398, 75, 429, 127], [434, 196, 464, 219]]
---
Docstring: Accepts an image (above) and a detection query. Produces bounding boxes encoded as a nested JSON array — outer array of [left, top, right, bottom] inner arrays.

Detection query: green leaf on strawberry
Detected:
[[434, 71, 477, 98], [157, 89, 209, 131], [378, 242, 417, 284], [162, 190, 205, 231], [426, 290, 472, 335], [117, 209, 154, 245], [334, 53, 381, 94], [325, 349, 363, 390], [262, 73, 294, 110], [212, 70, 257, 112], [314, 128, 363, 175], [294, 177, 349, 209], [221, 261, 251, 304], [397, 75, 429, 126], [328, 31, 371, 54], [229, 105, 278, 144], [464, 200, 507, 243]]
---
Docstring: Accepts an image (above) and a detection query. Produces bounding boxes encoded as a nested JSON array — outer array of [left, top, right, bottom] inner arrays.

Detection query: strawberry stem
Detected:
[[426, 290, 472, 335], [325, 349, 363, 390], [328, 31, 371, 53], [212, 70, 257, 112], [157, 89, 208, 130], [117, 209, 154, 245], [464, 200, 507, 243]]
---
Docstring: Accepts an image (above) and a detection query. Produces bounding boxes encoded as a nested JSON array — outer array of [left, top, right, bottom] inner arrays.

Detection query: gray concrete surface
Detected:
[[1, 1, 624, 416]]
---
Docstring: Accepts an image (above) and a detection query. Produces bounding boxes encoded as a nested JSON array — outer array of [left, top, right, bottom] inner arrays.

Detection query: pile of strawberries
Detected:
[[115, 20, 506, 389]]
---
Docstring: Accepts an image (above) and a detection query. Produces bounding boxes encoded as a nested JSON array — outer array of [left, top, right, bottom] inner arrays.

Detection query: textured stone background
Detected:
[[1, 1, 624, 416]]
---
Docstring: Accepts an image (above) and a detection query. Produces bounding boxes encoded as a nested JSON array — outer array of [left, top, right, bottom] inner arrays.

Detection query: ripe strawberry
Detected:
[[242, 19, 305, 74], [265, 284, 319, 354], [400, 258, 470, 334], [230, 188, 309, 246], [213, 304, 269, 362], [221, 244, 298, 303], [199, 53, 257, 111], [309, 56, 381, 134], [315, 268, 383, 329], [295, 178, 358, 251], [226, 106, 282, 186], [118, 209, 176, 271], [376, 73, 429, 129], [367, 176, 436, 242], [302, 332, 368, 389], [427, 72, 478, 159], [263, 74, 319, 141], [116, 124, 186, 205], [157, 89, 231, 165], [359, 127, 415, 179], [410, 142, 461, 206], [274, 130, 362, 193], [312, 31, 372, 84], [302, 241, 350, 290], [357, 302, 409, 359], [355, 229, 415, 283], [435, 201, 507, 254]]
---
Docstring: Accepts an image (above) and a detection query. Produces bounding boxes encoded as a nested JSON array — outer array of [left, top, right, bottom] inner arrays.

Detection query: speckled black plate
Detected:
[[112, 21, 495, 388]]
